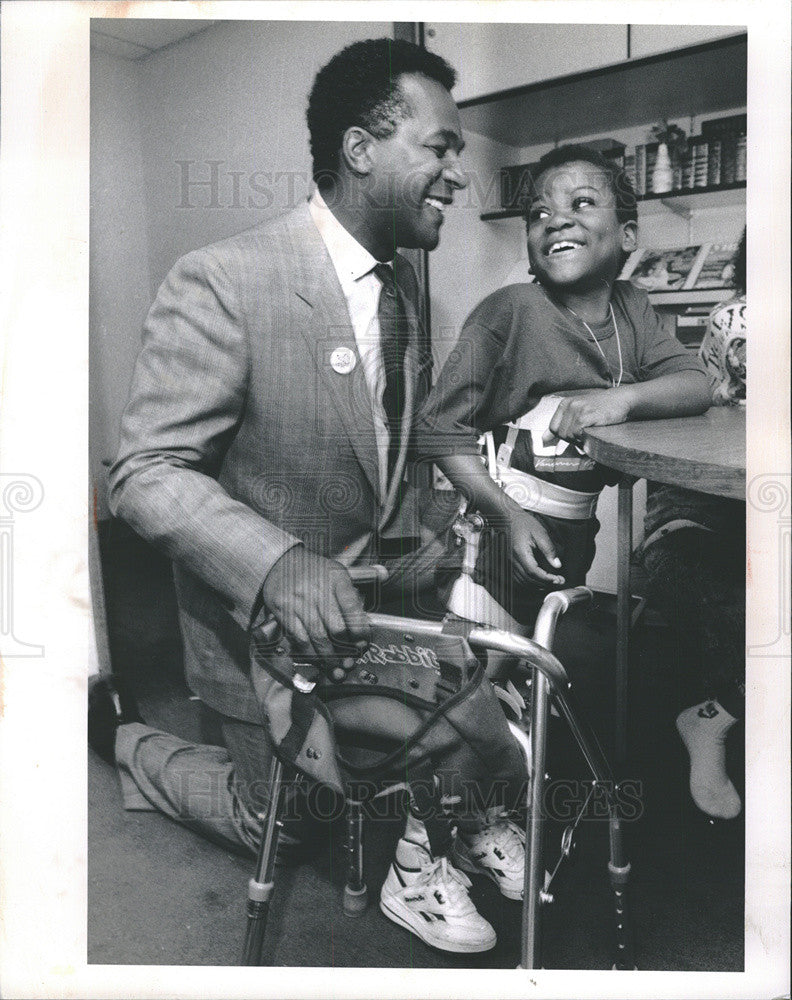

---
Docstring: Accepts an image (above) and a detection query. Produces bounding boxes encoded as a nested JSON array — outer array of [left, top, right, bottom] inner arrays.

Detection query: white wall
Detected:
[[137, 20, 388, 293], [90, 49, 152, 520], [90, 20, 391, 516], [429, 128, 526, 370]]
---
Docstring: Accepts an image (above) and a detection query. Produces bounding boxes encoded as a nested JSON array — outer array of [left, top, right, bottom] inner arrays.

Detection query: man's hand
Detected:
[[261, 546, 370, 671], [545, 389, 633, 446], [509, 510, 565, 587]]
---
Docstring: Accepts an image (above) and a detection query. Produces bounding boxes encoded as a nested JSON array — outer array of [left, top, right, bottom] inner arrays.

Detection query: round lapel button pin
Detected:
[[330, 346, 356, 375]]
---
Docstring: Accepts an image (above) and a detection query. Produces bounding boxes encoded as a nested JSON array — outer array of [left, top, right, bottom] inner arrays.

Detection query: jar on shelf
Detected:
[[649, 120, 688, 195], [652, 142, 674, 194]]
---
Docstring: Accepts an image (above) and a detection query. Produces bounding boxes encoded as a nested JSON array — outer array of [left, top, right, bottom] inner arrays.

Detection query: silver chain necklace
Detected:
[[566, 302, 624, 389]]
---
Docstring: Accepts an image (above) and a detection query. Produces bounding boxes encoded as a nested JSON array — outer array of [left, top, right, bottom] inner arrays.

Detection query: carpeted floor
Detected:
[[88, 520, 745, 970]]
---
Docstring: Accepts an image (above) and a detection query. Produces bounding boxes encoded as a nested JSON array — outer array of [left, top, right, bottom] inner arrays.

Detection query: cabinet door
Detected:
[[629, 25, 743, 59], [424, 22, 627, 103]]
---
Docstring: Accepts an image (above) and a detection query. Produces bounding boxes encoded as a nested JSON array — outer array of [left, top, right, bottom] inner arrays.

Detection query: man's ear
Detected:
[[342, 126, 375, 177], [620, 219, 638, 253]]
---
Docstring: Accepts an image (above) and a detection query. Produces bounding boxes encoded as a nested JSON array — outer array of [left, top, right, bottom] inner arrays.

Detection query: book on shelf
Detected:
[[634, 145, 647, 196], [700, 114, 747, 185], [680, 146, 694, 189], [707, 138, 722, 187], [720, 133, 738, 184], [735, 134, 747, 181], [690, 137, 710, 188], [620, 243, 738, 293], [623, 153, 637, 193], [645, 142, 659, 190]]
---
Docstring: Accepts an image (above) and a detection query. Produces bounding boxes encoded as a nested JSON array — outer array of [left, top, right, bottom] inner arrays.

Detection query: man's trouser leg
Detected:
[[111, 514, 458, 857], [114, 709, 293, 856]]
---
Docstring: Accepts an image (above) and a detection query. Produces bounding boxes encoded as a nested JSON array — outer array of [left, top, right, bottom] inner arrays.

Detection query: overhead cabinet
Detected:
[[423, 22, 627, 103], [628, 24, 743, 59]]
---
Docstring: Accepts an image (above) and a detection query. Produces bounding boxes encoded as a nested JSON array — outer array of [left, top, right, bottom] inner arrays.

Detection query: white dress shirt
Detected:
[[309, 189, 392, 501]]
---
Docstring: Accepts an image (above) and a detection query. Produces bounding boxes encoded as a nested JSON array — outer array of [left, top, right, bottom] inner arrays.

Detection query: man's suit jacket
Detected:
[[109, 201, 430, 724]]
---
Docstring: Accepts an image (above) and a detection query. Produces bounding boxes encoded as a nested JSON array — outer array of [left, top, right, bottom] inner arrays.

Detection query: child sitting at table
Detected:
[[640, 231, 746, 820], [415, 144, 711, 618]]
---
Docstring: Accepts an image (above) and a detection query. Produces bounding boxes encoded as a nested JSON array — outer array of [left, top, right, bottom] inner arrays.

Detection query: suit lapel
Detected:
[[285, 204, 380, 499]]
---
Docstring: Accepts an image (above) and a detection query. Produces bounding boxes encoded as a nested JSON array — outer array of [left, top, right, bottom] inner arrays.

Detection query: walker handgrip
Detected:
[[560, 586, 594, 607], [254, 564, 388, 688], [255, 564, 389, 643]]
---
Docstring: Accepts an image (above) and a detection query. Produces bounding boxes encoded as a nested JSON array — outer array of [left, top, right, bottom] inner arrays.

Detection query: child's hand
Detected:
[[510, 510, 565, 587], [545, 389, 633, 445]]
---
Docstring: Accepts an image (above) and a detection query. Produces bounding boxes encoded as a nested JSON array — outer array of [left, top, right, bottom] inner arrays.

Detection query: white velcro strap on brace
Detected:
[[495, 424, 520, 470], [482, 426, 599, 520], [496, 466, 599, 520]]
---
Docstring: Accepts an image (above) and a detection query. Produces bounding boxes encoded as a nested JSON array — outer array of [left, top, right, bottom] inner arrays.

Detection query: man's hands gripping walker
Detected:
[[261, 546, 372, 681]]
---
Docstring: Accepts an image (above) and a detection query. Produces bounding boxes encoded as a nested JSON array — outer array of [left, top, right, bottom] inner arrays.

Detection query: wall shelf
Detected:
[[647, 288, 734, 306], [639, 182, 746, 214], [459, 34, 746, 150], [481, 181, 746, 222]]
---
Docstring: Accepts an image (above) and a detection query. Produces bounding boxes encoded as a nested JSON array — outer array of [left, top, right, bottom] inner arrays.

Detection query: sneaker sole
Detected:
[[452, 850, 523, 901], [379, 897, 496, 953]]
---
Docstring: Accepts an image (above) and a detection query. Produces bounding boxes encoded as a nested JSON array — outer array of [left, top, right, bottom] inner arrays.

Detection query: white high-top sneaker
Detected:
[[379, 833, 497, 953], [452, 809, 525, 901]]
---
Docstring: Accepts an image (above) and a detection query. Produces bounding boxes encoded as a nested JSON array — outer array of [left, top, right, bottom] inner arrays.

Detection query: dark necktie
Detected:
[[373, 263, 409, 480]]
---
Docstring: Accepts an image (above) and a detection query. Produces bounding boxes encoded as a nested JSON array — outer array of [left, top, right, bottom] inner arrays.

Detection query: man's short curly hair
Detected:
[[307, 38, 456, 182]]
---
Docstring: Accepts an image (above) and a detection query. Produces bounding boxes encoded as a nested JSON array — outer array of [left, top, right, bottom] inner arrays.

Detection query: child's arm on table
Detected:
[[546, 369, 711, 445], [436, 452, 565, 587]]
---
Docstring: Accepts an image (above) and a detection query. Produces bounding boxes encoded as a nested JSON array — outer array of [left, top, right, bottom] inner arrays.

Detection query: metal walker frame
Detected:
[[242, 527, 635, 969]]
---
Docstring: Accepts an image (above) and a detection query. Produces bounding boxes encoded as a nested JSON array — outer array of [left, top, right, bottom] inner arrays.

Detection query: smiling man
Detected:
[[91, 38, 527, 956]]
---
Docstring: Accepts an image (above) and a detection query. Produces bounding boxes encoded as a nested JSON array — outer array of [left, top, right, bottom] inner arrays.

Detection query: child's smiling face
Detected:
[[526, 160, 637, 293]]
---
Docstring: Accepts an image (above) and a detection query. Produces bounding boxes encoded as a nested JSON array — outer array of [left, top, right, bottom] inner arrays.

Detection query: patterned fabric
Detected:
[[698, 295, 746, 405], [373, 262, 410, 478]]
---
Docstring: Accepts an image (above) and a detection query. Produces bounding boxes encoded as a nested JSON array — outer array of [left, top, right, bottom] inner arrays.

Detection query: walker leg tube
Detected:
[[521, 666, 550, 970], [615, 477, 634, 762], [242, 757, 285, 966], [553, 688, 637, 969], [608, 815, 635, 969], [343, 798, 368, 916], [552, 686, 615, 786]]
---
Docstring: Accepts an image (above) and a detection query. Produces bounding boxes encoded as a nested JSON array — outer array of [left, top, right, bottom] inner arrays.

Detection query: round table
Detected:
[[583, 406, 745, 500], [582, 406, 746, 758]]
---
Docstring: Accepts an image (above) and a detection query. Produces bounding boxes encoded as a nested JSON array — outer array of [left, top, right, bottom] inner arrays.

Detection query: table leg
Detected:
[[615, 477, 635, 762]]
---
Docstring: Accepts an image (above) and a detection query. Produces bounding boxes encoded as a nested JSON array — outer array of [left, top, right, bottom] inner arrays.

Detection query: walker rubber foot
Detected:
[[343, 884, 368, 916]]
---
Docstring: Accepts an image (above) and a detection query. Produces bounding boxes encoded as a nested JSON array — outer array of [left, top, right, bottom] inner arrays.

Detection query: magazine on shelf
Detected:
[[690, 243, 739, 289], [620, 243, 738, 293], [620, 245, 705, 291]]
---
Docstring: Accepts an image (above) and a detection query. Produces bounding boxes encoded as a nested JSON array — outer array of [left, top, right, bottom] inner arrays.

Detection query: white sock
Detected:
[[676, 700, 741, 819]]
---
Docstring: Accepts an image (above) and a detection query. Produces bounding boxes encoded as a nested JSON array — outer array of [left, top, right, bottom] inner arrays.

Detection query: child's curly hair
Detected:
[[525, 143, 639, 225]]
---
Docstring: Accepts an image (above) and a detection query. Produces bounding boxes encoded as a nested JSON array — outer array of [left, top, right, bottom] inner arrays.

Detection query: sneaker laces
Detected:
[[467, 812, 525, 863], [416, 855, 475, 910]]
